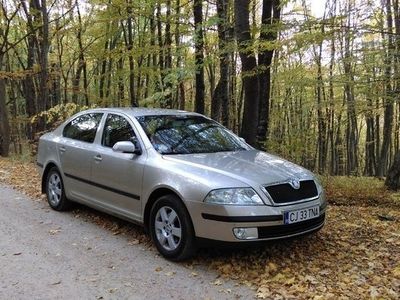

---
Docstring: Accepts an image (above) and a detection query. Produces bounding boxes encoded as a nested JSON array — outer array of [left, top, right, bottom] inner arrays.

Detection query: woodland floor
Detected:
[[0, 157, 399, 299]]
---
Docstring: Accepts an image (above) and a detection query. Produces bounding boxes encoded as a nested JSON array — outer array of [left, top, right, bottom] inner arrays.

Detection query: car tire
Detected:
[[45, 167, 71, 211], [149, 194, 196, 261]]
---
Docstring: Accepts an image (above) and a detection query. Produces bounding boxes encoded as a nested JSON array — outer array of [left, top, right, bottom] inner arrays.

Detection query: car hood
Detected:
[[162, 150, 314, 187]]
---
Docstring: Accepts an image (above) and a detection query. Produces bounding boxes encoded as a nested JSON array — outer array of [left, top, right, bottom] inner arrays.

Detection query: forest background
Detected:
[[1, 0, 400, 180]]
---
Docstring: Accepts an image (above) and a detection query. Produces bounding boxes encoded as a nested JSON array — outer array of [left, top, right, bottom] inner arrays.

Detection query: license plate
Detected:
[[284, 206, 319, 224]]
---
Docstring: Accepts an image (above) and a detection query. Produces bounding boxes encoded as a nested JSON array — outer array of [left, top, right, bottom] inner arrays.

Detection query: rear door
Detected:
[[58, 112, 104, 201], [90, 113, 146, 221]]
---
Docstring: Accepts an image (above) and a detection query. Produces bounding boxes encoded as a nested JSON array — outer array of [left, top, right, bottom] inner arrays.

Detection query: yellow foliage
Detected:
[[30, 103, 97, 129]]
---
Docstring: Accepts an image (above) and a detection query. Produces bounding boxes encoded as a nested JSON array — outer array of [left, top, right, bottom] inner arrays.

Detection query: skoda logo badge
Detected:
[[289, 179, 301, 189]]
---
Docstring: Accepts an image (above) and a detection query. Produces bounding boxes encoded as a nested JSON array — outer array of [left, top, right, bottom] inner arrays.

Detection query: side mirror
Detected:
[[239, 137, 246, 143], [112, 141, 141, 155]]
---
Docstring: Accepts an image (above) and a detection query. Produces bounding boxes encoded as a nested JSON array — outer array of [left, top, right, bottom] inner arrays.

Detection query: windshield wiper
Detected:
[[160, 150, 188, 155]]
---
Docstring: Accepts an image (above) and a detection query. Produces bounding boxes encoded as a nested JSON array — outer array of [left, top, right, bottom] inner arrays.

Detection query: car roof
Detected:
[[86, 107, 202, 118]]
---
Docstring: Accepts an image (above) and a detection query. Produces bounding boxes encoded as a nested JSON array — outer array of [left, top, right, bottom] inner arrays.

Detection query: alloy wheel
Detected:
[[48, 173, 62, 206], [154, 206, 182, 251]]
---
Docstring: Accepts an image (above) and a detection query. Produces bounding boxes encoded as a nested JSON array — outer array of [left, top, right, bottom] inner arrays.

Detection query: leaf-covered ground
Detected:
[[1, 157, 399, 299]]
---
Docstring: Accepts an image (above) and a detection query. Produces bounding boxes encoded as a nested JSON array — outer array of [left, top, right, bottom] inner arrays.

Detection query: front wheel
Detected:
[[45, 167, 71, 211], [149, 195, 196, 261]]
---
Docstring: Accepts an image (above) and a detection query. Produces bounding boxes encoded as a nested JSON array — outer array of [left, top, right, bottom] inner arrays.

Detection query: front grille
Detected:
[[264, 180, 318, 204], [258, 213, 325, 239]]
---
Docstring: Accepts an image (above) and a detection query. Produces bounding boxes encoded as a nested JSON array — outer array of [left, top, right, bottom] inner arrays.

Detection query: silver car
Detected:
[[37, 108, 326, 260]]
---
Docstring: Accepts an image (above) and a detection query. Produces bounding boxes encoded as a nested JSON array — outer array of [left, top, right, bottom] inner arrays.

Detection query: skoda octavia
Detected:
[[37, 108, 326, 260]]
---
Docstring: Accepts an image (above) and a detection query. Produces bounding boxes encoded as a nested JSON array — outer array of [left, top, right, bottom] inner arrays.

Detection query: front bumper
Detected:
[[185, 198, 327, 242]]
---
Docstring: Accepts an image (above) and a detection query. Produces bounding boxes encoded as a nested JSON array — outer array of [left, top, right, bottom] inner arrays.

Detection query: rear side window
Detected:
[[63, 113, 103, 143], [102, 114, 136, 148]]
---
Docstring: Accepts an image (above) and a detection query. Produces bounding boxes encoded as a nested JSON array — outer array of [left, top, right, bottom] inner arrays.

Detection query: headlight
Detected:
[[314, 177, 324, 195], [314, 177, 326, 204], [204, 188, 264, 205]]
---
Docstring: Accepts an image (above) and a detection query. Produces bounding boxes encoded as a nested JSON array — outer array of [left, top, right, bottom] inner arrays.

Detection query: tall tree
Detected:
[[342, 0, 358, 175], [175, 0, 186, 110], [211, 0, 230, 125], [193, 0, 205, 114], [20, 0, 37, 126], [378, 0, 396, 176], [235, 0, 259, 146], [0, 1, 20, 156], [0, 77, 10, 157], [72, 0, 89, 105], [256, 0, 281, 150], [37, 0, 50, 115], [125, 0, 138, 107]]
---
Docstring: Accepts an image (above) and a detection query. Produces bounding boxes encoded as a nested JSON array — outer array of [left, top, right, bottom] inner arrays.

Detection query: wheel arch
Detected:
[[143, 186, 188, 231], [41, 162, 60, 193]]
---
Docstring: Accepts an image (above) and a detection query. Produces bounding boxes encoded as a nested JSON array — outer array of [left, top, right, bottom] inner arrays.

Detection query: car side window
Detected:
[[102, 114, 136, 148], [63, 113, 103, 143]]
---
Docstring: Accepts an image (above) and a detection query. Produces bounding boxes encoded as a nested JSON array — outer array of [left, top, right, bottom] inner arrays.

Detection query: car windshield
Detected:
[[136, 115, 250, 154]]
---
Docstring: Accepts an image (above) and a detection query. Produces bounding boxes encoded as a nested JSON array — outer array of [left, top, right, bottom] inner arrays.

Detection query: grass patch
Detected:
[[321, 176, 400, 208]]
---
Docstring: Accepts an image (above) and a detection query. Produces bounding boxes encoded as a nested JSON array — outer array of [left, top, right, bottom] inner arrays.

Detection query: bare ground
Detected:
[[0, 184, 253, 299]]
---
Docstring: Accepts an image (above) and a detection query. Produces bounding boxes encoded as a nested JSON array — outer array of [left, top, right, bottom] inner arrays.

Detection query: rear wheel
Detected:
[[150, 195, 196, 261], [45, 167, 71, 211]]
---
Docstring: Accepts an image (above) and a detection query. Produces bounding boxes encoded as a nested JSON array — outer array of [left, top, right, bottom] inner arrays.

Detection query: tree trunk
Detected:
[[99, 38, 109, 101], [378, 0, 395, 176], [146, 6, 156, 100], [193, 0, 205, 114], [37, 0, 50, 114], [328, 3, 336, 175], [365, 73, 376, 176], [385, 152, 400, 190], [72, 0, 88, 105], [211, 0, 230, 125], [343, 1, 358, 175], [156, 2, 164, 71], [22, 0, 37, 121], [256, 0, 281, 150], [174, 0, 185, 110], [316, 34, 327, 173], [0, 77, 10, 157], [164, 0, 173, 108], [126, 0, 137, 107], [235, 0, 259, 146]]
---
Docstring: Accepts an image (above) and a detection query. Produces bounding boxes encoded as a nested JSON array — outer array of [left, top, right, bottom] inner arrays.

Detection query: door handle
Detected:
[[94, 155, 102, 162], [59, 147, 66, 153]]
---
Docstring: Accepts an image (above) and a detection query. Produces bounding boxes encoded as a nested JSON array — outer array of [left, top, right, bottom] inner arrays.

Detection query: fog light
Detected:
[[233, 227, 258, 240]]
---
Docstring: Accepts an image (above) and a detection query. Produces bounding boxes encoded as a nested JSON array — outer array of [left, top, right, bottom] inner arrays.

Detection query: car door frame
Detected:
[[57, 111, 106, 202]]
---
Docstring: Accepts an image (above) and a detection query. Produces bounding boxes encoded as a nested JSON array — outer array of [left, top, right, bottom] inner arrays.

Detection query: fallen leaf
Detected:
[[393, 265, 400, 278], [191, 272, 199, 277], [49, 228, 61, 235], [212, 279, 223, 286], [267, 262, 278, 273], [370, 287, 379, 298], [377, 215, 395, 221]]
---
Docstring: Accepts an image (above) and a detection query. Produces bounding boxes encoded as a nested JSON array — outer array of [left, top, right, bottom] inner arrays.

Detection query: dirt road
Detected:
[[0, 184, 253, 299]]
